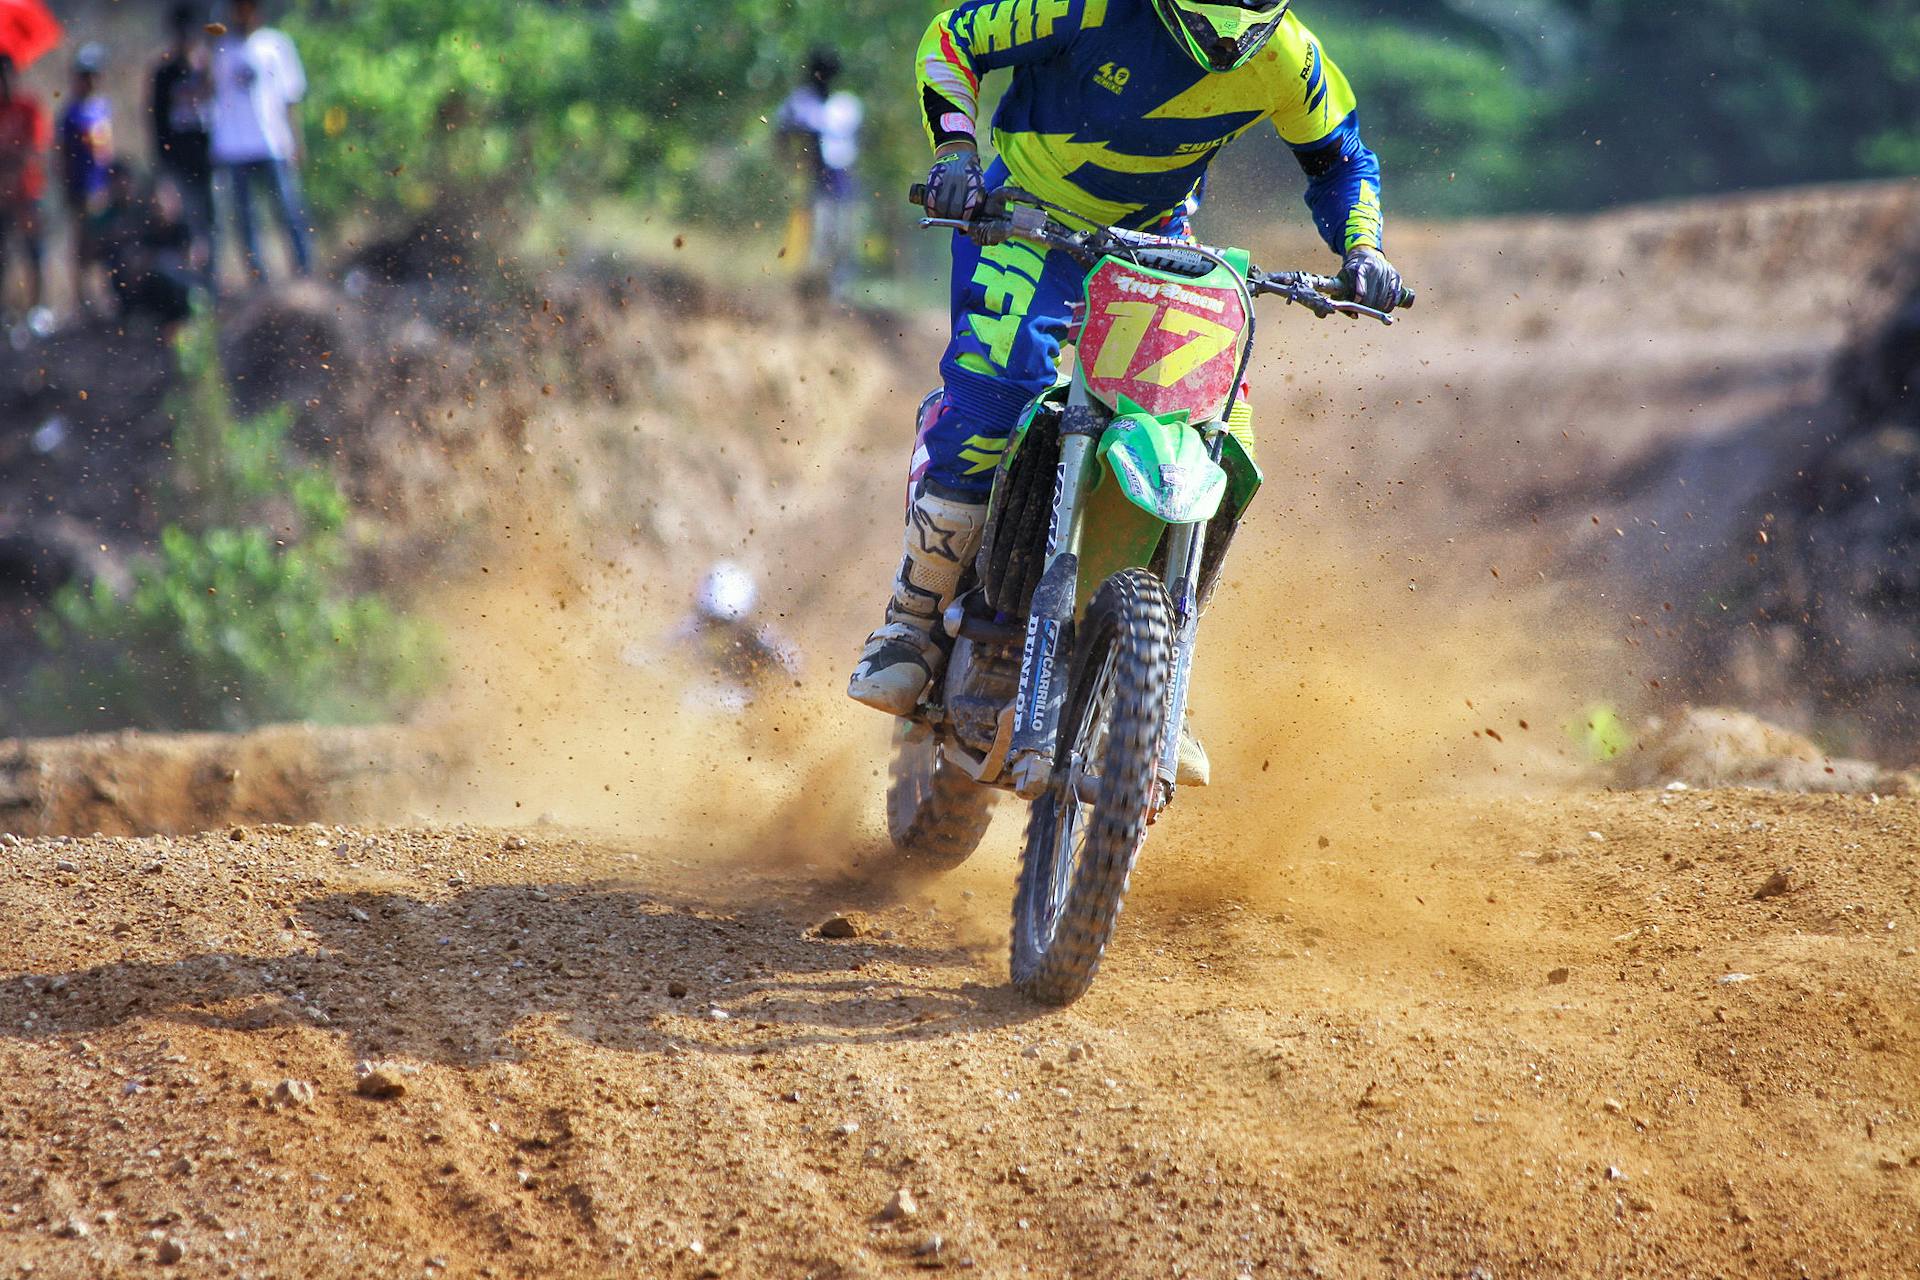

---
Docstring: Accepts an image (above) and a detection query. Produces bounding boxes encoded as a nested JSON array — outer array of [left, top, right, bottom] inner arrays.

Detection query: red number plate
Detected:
[[1077, 260, 1248, 421]]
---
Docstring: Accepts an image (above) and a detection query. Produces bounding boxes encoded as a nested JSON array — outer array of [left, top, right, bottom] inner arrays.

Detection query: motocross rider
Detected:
[[847, 0, 1403, 782]]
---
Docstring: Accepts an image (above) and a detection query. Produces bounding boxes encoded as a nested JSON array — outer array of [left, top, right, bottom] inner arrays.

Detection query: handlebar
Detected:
[[909, 184, 1415, 322]]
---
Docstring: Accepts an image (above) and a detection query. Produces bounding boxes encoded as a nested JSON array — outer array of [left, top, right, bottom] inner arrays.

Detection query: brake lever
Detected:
[[920, 206, 1064, 251], [1276, 288, 1396, 325], [1325, 299, 1398, 326], [1263, 283, 1337, 319], [1255, 273, 1401, 325]]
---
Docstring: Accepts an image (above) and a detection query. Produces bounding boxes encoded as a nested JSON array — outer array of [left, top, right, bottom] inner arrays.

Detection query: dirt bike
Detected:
[[889, 186, 1411, 1005]]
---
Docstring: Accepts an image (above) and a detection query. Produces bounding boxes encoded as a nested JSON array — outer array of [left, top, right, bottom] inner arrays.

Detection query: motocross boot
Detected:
[[847, 484, 987, 716]]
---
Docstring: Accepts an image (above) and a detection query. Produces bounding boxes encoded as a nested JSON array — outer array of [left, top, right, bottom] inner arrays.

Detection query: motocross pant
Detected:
[[915, 225, 1086, 501]]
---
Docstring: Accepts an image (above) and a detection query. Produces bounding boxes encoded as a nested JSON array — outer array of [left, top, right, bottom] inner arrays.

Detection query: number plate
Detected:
[[1077, 259, 1249, 421]]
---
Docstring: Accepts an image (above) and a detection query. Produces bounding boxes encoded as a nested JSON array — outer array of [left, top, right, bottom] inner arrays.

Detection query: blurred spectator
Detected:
[[210, 0, 310, 281], [0, 53, 49, 325], [89, 162, 199, 330], [774, 49, 862, 302], [58, 42, 114, 309], [150, 3, 214, 266]]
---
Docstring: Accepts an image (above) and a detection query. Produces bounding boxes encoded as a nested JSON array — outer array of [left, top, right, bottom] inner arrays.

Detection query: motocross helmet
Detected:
[[1150, 0, 1293, 73], [697, 561, 758, 624]]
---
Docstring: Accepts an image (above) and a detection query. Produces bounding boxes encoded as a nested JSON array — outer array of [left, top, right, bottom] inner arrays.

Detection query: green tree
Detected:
[[284, 1, 1920, 236], [289, 0, 939, 232], [1312, 0, 1920, 211], [1304, 11, 1543, 215], [26, 315, 440, 733]]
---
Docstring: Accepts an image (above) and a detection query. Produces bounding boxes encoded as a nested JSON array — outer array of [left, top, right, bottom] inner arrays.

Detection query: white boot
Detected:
[[847, 489, 987, 716]]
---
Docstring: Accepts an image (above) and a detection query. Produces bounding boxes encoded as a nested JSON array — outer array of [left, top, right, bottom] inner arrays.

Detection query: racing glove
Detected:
[[1339, 246, 1403, 313], [924, 148, 986, 223]]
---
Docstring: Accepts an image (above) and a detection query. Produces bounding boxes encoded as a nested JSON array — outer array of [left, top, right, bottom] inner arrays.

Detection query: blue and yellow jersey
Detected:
[[917, 0, 1383, 253]]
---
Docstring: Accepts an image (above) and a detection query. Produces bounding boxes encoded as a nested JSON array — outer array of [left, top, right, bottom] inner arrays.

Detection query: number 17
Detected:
[[1089, 301, 1237, 389]]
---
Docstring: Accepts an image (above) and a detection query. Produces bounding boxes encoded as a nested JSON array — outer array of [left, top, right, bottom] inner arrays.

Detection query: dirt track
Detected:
[[7, 181, 1920, 1277], [3, 786, 1917, 1278]]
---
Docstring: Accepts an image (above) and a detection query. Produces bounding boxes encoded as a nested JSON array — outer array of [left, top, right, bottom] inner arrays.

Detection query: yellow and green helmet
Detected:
[[1149, 0, 1294, 73]]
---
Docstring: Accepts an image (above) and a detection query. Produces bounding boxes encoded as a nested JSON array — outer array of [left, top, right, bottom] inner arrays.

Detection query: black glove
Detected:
[[924, 148, 986, 222], [1339, 246, 1403, 312]]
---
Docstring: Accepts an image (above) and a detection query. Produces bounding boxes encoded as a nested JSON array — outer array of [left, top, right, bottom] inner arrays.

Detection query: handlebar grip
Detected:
[[1330, 281, 1418, 311], [908, 183, 928, 207], [1331, 278, 1417, 311]]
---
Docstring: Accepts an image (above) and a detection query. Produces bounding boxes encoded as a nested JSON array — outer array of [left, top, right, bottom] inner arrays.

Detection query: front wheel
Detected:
[[1011, 569, 1173, 1005], [887, 721, 995, 871]]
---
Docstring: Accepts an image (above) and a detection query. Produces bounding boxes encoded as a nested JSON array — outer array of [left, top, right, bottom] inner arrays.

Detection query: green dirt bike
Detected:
[[889, 186, 1410, 1005]]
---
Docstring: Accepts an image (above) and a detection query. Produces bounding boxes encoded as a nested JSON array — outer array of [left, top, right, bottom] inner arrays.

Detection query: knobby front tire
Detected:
[[1010, 568, 1173, 1005]]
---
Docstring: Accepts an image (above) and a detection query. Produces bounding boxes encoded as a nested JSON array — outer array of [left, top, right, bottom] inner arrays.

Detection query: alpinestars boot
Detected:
[[847, 487, 988, 716]]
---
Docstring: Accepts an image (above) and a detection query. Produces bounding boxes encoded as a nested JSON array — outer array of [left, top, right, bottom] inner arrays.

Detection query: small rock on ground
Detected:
[[272, 1078, 316, 1108], [354, 1061, 409, 1099]]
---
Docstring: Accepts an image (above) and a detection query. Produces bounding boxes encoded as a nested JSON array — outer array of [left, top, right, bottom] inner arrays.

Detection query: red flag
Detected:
[[0, 0, 62, 71]]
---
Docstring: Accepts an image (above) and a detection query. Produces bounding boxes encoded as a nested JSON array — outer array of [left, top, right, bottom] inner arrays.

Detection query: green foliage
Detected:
[[1306, 15, 1538, 215], [27, 316, 440, 734], [288, 0, 938, 233], [1310, 0, 1920, 213], [284, 1, 1920, 232], [166, 310, 300, 523]]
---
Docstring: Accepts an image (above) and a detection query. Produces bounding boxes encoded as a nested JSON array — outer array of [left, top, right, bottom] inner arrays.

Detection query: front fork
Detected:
[[1008, 376, 1101, 799], [1153, 508, 1207, 812], [1006, 376, 1219, 805]]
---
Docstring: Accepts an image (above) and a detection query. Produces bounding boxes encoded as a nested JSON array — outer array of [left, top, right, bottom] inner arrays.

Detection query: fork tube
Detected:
[[1008, 372, 1100, 797], [1155, 516, 1207, 790]]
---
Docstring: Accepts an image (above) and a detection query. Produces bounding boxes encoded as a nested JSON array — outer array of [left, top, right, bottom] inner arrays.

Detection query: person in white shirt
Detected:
[[774, 50, 863, 301], [209, 0, 310, 280]]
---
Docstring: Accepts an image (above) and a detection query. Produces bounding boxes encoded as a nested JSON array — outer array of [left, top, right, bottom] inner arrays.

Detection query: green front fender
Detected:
[[1097, 409, 1229, 526]]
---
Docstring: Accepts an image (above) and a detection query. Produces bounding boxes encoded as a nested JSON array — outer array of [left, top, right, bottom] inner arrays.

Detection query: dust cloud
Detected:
[[418, 545, 876, 854], [397, 183, 1920, 888], [408, 463, 900, 876], [407, 390, 1625, 935], [1147, 507, 1611, 909]]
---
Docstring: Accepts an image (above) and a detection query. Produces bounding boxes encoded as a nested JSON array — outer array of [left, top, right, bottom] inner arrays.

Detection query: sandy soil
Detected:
[[5, 181, 1920, 1279], [2, 786, 1917, 1279]]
